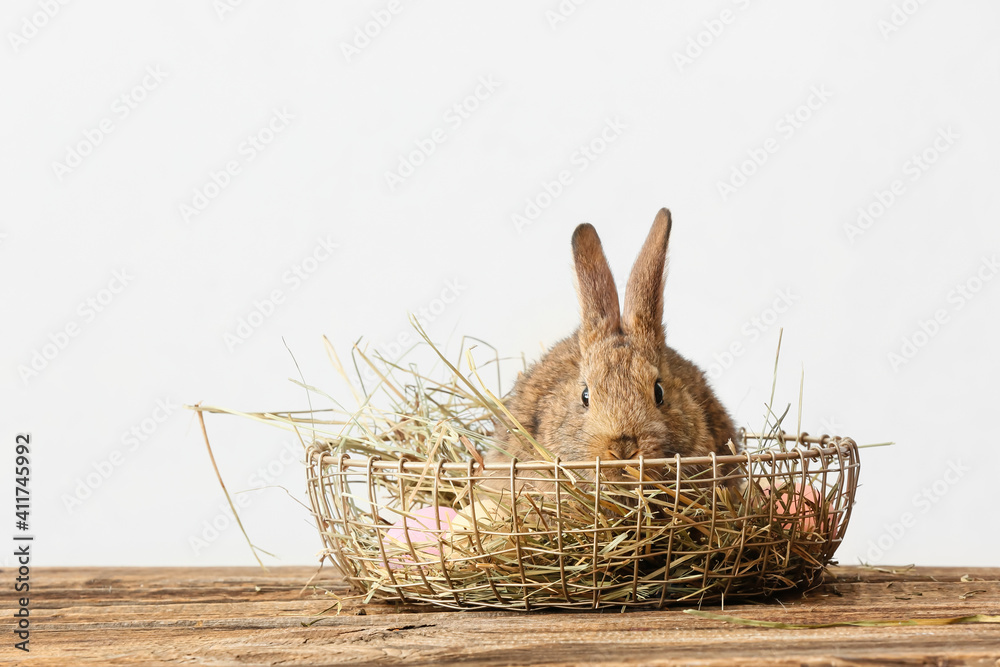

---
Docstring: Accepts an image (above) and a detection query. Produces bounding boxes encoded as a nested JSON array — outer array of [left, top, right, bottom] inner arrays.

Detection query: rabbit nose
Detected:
[[607, 436, 639, 460]]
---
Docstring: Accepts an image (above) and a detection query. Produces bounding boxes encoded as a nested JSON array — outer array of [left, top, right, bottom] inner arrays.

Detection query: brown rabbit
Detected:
[[489, 208, 738, 475]]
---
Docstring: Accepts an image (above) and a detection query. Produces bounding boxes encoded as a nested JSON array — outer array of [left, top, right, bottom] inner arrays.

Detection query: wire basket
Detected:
[[307, 431, 859, 610]]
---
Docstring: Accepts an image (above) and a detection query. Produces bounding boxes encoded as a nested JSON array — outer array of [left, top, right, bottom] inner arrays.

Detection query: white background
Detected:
[[2, 1, 998, 567]]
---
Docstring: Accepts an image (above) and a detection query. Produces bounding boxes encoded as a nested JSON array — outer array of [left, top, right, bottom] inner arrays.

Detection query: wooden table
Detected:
[[9, 566, 999, 666]]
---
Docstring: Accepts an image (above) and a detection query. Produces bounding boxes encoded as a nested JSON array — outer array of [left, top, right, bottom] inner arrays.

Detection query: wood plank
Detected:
[[5, 566, 999, 666]]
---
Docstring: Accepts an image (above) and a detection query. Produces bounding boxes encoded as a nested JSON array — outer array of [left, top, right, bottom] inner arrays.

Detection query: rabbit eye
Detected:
[[654, 381, 664, 406], [581, 386, 590, 408]]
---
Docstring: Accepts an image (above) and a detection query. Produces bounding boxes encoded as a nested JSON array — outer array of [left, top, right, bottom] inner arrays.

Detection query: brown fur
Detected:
[[491, 209, 737, 470]]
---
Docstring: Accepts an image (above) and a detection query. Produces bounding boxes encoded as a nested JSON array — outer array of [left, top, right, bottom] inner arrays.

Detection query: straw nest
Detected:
[[195, 323, 861, 610], [305, 325, 861, 610]]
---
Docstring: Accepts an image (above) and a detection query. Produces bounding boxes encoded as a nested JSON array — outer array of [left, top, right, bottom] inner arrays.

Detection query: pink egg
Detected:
[[384, 506, 458, 565], [764, 481, 825, 533]]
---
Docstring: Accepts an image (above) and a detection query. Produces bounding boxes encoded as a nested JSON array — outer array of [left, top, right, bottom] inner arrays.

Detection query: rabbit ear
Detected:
[[572, 223, 621, 346], [623, 208, 672, 347]]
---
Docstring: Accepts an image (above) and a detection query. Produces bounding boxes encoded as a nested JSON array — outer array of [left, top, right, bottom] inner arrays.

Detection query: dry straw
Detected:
[[193, 322, 860, 610]]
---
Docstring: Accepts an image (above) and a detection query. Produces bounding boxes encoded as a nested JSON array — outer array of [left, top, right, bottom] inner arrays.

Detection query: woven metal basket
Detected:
[[307, 432, 859, 610]]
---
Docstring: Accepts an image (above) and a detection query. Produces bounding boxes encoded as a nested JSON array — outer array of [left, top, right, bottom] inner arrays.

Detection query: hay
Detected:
[[192, 320, 860, 610]]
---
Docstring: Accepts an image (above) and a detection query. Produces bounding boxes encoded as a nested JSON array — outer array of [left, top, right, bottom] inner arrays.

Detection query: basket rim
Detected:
[[310, 431, 857, 472]]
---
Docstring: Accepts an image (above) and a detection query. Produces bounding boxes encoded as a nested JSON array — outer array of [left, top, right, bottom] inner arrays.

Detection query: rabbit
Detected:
[[486, 208, 739, 485]]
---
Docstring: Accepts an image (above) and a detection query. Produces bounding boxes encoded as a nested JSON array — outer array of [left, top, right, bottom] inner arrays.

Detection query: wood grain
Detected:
[[5, 566, 999, 666]]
